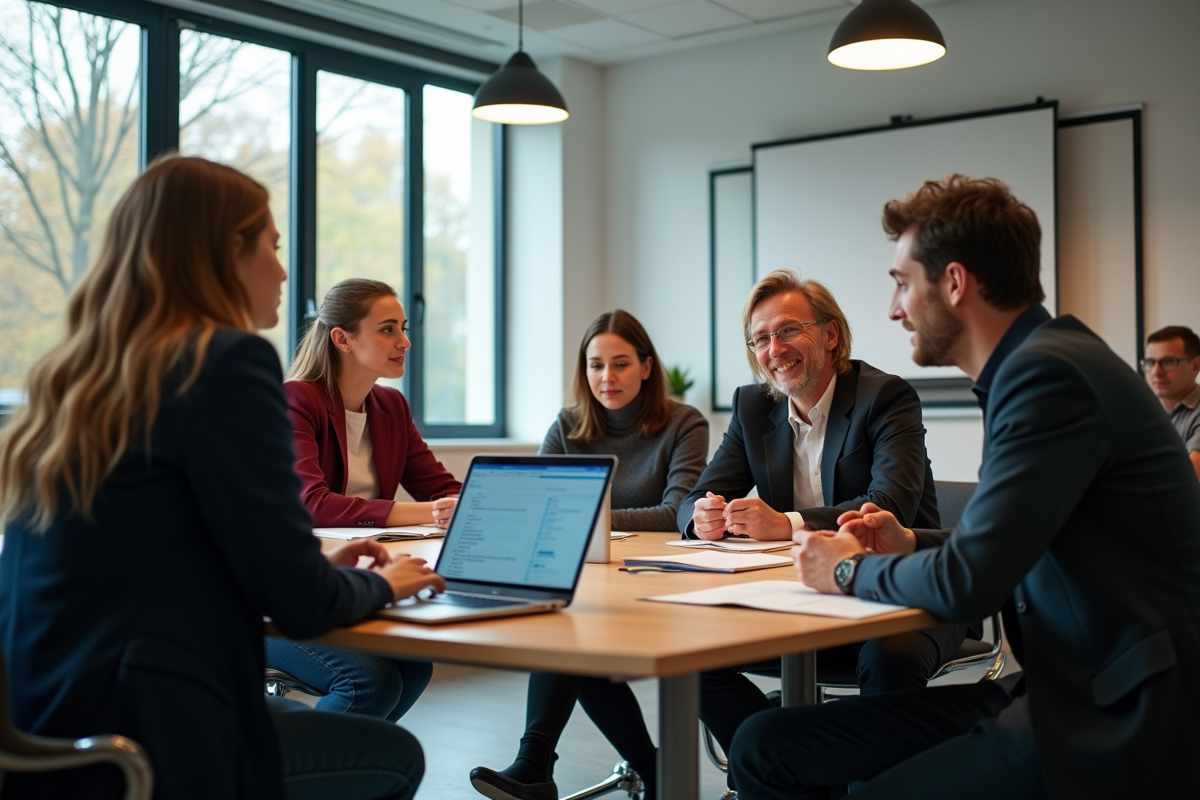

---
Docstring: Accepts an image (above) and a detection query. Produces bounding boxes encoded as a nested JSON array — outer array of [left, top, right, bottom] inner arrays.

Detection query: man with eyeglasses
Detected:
[[677, 269, 966, 785], [1143, 325, 1200, 479]]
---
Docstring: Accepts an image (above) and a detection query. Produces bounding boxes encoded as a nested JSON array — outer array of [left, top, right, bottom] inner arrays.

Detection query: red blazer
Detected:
[[284, 380, 461, 528]]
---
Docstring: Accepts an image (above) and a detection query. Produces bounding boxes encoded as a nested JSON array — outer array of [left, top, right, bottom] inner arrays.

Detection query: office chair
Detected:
[[264, 668, 323, 699], [0, 646, 153, 800], [701, 481, 1006, 774]]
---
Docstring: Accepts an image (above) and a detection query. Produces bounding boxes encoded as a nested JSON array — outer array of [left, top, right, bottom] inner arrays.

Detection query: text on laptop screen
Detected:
[[438, 464, 608, 590]]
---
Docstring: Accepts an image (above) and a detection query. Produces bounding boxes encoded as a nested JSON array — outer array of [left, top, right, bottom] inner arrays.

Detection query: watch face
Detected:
[[834, 557, 855, 590]]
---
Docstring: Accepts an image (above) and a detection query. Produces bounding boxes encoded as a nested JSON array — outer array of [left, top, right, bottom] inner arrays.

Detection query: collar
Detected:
[[603, 392, 644, 437], [1175, 383, 1200, 412], [972, 304, 1052, 413], [789, 372, 837, 428]]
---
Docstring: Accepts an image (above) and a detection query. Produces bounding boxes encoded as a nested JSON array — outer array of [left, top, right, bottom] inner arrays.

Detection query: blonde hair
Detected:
[[288, 279, 398, 393], [742, 270, 853, 384], [0, 155, 269, 529], [566, 310, 672, 443]]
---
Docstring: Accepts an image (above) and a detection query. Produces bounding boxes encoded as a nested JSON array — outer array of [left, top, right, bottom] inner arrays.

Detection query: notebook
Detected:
[[377, 454, 617, 624], [621, 552, 793, 573], [315, 525, 445, 542]]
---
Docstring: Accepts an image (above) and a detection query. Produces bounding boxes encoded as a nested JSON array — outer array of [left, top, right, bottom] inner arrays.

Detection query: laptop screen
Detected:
[[436, 459, 613, 591]]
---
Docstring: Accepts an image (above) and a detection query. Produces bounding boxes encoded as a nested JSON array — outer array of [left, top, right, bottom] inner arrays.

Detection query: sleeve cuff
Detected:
[[785, 511, 806, 532]]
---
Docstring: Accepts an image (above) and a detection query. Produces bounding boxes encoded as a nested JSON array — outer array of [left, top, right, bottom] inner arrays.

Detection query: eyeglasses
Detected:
[[1140, 356, 1196, 373], [747, 322, 820, 353]]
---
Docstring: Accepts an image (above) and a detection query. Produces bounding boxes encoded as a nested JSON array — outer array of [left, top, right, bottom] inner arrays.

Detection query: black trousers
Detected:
[[729, 682, 1047, 800], [700, 623, 969, 757]]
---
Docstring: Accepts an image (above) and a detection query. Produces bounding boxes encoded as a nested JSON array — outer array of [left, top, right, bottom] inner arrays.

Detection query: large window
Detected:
[[0, 0, 140, 406], [0, 0, 504, 435]]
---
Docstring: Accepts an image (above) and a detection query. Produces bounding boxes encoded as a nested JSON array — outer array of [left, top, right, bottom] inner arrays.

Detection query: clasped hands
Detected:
[[791, 502, 917, 593], [325, 539, 446, 602]]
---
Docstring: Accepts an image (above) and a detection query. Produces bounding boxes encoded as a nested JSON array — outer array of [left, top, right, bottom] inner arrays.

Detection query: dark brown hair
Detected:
[[567, 310, 673, 442], [1147, 325, 1200, 358], [288, 278, 398, 393], [882, 174, 1044, 310]]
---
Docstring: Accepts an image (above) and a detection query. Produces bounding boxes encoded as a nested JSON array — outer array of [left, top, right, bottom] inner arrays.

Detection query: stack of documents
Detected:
[[642, 580, 907, 619], [622, 552, 792, 573], [665, 537, 790, 553], [315, 525, 445, 542]]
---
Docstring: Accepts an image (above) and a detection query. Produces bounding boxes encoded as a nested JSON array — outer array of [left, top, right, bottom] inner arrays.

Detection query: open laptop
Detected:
[[377, 454, 617, 624]]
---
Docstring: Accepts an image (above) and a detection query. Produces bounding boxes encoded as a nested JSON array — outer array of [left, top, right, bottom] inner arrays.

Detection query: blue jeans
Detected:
[[269, 696, 423, 800], [266, 639, 432, 722]]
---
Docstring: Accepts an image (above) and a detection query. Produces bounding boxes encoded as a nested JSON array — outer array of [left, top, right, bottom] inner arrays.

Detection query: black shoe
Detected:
[[469, 766, 558, 800]]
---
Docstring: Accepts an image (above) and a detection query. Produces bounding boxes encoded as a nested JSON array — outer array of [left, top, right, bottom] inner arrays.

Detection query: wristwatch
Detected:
[[833, 553, 867, 595]]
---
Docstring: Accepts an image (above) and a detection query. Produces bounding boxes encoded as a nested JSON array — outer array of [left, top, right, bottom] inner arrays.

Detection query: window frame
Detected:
[[7, 0, 506, 437]]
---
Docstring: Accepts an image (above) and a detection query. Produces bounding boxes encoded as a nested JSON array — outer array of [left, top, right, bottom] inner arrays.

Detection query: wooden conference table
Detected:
[[305, 532, 936, 800]]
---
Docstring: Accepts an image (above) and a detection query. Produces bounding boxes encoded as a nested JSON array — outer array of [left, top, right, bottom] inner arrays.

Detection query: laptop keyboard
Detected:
[[433, 592, 524, 609]]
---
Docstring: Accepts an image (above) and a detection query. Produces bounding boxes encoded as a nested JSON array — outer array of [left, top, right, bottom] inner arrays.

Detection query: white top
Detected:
[[343, 409, 380, 501], [783, 373, 837, 532]]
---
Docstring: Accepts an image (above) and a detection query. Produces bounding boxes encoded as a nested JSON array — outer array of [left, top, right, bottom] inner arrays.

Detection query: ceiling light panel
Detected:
[[487, 0, 606, 31], [711, 0, 846, 23], [548, 18, 666, 50], [622, 0, 750, 38], [570, 0, 682, 15]]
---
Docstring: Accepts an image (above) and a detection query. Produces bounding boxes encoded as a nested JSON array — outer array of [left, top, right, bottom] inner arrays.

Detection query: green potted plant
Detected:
[[665, 364, 695, 402]]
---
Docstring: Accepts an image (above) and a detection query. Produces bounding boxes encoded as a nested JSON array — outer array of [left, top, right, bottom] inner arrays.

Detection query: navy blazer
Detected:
[[678, 360, 940, 536], [855, 311, 1200, 797], [0, 330, 392, 800]]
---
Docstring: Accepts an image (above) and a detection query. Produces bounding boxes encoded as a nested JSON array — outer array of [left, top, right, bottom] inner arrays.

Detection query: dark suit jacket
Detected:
[[678, 360, 940, 536], [855, 310, 1200, 798], [0, 331, 393, 800], [285, 380, 461, 528]]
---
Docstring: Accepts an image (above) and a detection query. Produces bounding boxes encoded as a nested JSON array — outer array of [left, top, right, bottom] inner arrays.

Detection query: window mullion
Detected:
[[292, 51, 318, 357], [406, 83, 426, 430]]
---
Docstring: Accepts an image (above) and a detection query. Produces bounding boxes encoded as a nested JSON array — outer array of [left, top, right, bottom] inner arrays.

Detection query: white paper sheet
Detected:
[[314, 525, 445, 541], [611, 531, 636, 540], [642, 579, 908, 619], [622, 552, 792, 573], [665, 537, 790, 553]]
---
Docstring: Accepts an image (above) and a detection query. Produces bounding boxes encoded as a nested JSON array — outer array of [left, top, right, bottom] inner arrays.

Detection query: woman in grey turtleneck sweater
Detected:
[[471, 311, 708, 800]]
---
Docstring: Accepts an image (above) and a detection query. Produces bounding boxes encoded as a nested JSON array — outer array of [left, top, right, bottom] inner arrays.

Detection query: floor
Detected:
[[288, 644, 1018, 800]]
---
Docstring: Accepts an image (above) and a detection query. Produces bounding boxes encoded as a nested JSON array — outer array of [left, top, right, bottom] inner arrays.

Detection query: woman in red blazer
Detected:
[[268, 277, 462, 721]]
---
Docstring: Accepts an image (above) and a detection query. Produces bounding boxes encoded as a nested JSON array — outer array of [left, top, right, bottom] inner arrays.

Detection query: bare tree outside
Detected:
[[0, 0, 139, 396]]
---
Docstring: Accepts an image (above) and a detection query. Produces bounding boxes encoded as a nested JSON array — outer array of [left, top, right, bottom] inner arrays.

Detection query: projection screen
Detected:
[[752, 102, 1057, 388]]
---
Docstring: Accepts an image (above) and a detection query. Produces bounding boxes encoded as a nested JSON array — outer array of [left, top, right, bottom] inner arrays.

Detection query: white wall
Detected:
[[505, 57, 608, 443], [595, 0, 1200, 481]]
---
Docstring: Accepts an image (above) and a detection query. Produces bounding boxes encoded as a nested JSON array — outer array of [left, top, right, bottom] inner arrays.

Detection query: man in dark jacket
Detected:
[[732, 175, 1200, 799], [678, 272, 966, 764]]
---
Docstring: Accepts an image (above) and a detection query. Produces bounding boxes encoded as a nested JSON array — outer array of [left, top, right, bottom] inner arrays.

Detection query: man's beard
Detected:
[[770, 339, 825, 400], [911, 289, 963, 367]]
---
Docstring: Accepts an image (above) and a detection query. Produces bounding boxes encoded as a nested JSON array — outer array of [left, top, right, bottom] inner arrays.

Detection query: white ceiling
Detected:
[[264, 0, 962, 69]]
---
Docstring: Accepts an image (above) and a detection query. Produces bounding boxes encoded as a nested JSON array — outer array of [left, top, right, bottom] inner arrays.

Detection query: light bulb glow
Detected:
[[828, 38, 945, 70], [471, 103, 569, 124]]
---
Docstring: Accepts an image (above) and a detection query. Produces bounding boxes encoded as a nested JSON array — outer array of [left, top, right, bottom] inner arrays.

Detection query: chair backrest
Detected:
[[934, 481, 977, 529]]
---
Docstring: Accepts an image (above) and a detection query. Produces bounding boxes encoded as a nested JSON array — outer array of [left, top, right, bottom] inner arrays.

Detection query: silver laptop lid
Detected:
[[434, 455, 617, 601]]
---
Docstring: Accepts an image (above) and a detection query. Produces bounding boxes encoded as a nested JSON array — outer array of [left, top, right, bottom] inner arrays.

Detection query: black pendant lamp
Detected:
[[828, 0, 946, 71], [472, 0, 569, 124]]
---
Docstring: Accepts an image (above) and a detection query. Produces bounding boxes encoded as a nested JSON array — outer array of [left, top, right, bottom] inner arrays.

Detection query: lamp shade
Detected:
[[472, 51, 569, 124], [828, 0, 946, 70]]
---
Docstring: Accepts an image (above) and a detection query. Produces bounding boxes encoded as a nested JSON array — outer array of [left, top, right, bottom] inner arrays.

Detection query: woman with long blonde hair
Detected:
[[0, 156, 439, 800]]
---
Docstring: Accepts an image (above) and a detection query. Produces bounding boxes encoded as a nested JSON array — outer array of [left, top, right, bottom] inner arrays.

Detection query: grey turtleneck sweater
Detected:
[[539, 396, 709, 531]]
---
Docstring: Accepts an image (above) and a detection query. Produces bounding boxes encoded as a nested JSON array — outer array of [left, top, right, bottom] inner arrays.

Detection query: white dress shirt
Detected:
[[783, 374, 837, 532]]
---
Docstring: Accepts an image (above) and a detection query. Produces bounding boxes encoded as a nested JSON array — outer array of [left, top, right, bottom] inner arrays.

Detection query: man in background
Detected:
[[1143, 324, 1200, 479]]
